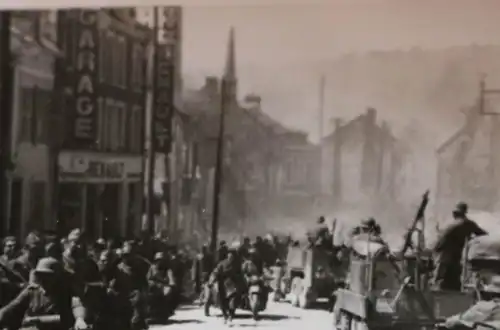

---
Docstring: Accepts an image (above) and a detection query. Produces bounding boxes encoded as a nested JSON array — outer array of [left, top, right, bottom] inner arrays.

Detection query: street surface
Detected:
[[151, 301, 332, 329]]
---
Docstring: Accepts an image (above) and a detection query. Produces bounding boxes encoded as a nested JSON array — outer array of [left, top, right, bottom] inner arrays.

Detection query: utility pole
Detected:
[[0, 12, 13, 238], [477, 77, 500, 210], [318, 75, 325, 205], [146, 7, 159, 236], [210, 78, 228, 255]]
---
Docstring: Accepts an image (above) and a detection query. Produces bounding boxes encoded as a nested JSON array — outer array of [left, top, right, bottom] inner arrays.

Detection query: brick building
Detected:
[[54, 9, 148, 238]]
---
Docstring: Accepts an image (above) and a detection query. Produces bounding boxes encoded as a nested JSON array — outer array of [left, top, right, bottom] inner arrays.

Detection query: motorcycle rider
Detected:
[[147, 252, 176, 320], [242, 248, 268, 322], [208, 246, 244, 326]]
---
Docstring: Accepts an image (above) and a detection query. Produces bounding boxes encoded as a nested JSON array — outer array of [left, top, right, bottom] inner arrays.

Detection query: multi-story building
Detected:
[[436, 100, 500, 220], [183, 29, 320, 238], [54, 9, 148, 238], [319, 108, 404, 217], [5, 11, 61, 237]]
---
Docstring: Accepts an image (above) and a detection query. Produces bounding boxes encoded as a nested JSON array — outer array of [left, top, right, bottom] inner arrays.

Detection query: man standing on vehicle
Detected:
[[432, 202, 487, 291]]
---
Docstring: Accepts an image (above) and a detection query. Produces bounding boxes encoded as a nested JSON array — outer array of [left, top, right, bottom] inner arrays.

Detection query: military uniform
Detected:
[[209, 249, 244, 324], [0, 257, 87, 330], [432, 202, 487, 291]]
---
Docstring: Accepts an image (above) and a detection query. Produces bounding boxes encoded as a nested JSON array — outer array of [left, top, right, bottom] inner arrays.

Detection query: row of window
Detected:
[[58, 11, 146, 92], [19, 86, 52, 145], [97, 98, 143, 153], [97, 25, 145, 91], [19, 88, 143, 154]]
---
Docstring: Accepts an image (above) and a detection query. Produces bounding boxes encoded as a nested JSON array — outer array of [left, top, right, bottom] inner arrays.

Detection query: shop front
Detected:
[[57, 151, 142, 239]]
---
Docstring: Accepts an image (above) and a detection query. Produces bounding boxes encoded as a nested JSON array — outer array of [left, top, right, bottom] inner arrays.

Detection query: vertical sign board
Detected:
[[73, 10, 99, 149], [153, 6, 181, 154]]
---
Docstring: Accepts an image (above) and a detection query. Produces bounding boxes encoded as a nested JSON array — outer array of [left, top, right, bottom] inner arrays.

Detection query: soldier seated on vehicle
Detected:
[[439, 275, 500, 330], [0, 257, 88, 330], [309, 216, 332, 249]]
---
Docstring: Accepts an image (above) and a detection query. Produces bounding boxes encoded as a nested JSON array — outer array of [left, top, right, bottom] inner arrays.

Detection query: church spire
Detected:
[[223, 26, 236, 81], [222, 26, 237, 102]]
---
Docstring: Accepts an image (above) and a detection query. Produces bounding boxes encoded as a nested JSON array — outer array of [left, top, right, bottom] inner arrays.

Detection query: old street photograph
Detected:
[[2, 0, 500, 329]]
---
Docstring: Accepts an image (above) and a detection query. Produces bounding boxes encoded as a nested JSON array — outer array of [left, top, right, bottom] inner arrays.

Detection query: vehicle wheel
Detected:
[[290, 277, 302, 307]]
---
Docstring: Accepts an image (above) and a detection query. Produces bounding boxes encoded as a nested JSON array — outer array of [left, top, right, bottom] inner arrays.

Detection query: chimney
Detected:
[[366, 107, 377, 124], [204, 76, 219, 98], [243, 94, 261, 110]]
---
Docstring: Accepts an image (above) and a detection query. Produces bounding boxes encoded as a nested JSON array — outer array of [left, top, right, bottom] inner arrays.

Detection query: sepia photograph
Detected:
[[0, 0, 500, 329]]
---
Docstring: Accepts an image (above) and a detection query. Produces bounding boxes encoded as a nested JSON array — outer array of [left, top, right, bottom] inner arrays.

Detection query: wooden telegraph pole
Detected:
[[210, 78, 228, 255], [0, 12, 13, 238]]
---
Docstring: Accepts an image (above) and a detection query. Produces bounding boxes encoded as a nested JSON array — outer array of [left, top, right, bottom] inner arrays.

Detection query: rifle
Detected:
[[401, 190, 430, 257]]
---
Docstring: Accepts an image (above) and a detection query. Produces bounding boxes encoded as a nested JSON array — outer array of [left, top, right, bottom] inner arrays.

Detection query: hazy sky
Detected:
[[174, 0, 500, 140]]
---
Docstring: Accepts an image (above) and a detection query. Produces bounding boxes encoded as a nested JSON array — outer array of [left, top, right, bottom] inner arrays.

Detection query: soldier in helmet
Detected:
[[0, 257, 88, 330], [307, 216, 332, 249], [432, 202, 487, 291], [13, 231, 45, 281], [208, 246, 244, 325]]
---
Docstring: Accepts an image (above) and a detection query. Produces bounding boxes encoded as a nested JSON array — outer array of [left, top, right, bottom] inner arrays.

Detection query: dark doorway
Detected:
[[101, 183, 120, 239], [58, 183, 81, 236], [85, 184, 98, 239], [9, 178, 23, 237], [126, 182, 137, 239]]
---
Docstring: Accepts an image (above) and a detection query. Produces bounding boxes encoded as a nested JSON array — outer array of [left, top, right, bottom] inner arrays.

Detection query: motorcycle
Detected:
[[243, 275, 269, 321]]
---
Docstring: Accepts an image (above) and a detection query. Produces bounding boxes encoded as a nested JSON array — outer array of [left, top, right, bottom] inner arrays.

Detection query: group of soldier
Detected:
[[0, 229, 198, 330], [0, 228, 289, 329], [193, 234, 289, 325]]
